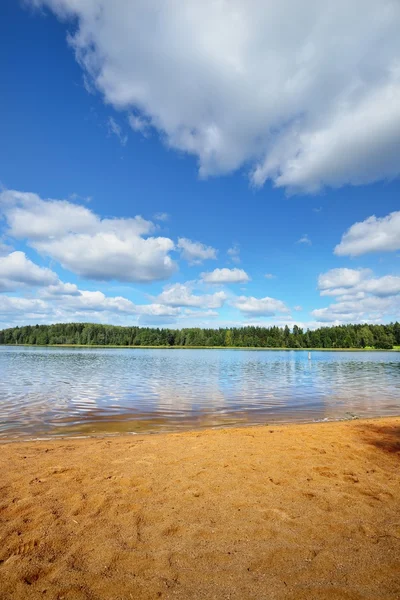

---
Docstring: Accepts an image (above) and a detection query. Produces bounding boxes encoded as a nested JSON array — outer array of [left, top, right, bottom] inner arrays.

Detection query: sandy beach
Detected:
[[1, 418, 399, 600]]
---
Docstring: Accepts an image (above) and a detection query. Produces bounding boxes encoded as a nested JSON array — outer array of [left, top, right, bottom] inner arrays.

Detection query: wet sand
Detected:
[[1, 417, 399, 600]]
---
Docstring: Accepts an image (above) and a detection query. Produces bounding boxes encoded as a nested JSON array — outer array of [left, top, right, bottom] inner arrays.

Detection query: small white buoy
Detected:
[[308, 352, 311, 360]]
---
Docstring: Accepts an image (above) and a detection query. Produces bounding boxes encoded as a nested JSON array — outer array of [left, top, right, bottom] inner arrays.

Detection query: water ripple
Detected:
[[0, 346, 399, 439]]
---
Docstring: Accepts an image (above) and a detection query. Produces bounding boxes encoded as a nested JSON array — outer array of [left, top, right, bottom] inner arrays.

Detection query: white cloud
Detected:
[[128, 113, 151, 137], [140, 303, 180, 317], [42, 282, 82, 297], [318, 267, 400, 298], [0, 285, 181, 327], [0, 253, 217, 326], [311, 296, 400, 323], [0, 189, 100, 239], [0, 251, 58, 292], [335, 211, 400, 256], [318, 268, 371, 291], [294, 305, 302, 311], [60, 292, 181, 318], [0, 190, 177, 283], [29, 0, 400, 192], [59, 290, 137, 314], [362, 275, 400, 297], [297, 234, 312, 245], [35, 234, 176, 282], [232, 295, 290, 317], [107, 116, 128, 145], [313, 267, 400, 322], [252, 73, 400, 192], [156, 283, 226, 308], [0, 296, 49, 315], [201, 267, 250, 284], [264, 273, 276, 279], [177, 238, 217, 265]]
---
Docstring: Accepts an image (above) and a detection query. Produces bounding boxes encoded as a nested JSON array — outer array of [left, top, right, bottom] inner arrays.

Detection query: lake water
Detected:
[[1, 346, 400, 440]]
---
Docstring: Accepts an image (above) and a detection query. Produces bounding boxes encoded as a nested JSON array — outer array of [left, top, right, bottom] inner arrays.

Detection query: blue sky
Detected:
[[1, 0, 399, 330]]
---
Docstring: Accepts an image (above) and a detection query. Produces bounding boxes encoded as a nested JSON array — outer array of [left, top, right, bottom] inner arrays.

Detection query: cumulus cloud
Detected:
[[318, 268, 371, 292], [318, 267, 400, 298], [0, 190, 177, 283], [57, 291, 181, 317], [0, 296, 49, 316], [156, 283, 226, 308], [42, 282, 82, 297], [335, 211, 400, 256], [252, 73, 400, 192], [56, 290, 136, 314], [0, 281, 182, 327], [312, 267, 400, 321], [201, 267, 250, 284], [34, 234, 176, 282], [177, 238, 217, 265], [29, 0, 400, 192], [0, 251, 58, 292], [362, 276, 400, 298], [0, 248, 226, 327], [0, 190, 100, 238], [311, 296, 400, 323], [232, 295, 290, 317]]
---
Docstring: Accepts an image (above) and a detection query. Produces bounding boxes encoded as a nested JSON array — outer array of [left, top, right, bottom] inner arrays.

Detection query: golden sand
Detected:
[[1, 417, 399, 599]]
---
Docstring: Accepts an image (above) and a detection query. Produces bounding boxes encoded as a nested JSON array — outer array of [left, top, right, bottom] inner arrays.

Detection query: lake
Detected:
[[1, 346, 399, 440]]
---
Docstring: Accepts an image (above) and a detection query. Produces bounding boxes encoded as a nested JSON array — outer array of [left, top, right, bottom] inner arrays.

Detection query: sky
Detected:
[[0, 0, 400, 331]]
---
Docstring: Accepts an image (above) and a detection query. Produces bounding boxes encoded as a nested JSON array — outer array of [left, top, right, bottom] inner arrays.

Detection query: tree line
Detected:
[[0, 322, 399, 349]]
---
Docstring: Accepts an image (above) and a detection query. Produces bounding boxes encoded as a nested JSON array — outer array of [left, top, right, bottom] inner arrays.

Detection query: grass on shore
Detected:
[[2, 343, 399, 351]]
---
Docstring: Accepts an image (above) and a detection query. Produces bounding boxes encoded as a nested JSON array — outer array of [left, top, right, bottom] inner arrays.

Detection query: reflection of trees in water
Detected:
[[1, 348, 399, 438]]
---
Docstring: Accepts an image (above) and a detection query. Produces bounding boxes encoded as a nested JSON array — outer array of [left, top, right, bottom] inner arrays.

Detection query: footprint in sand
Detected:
[[313, 466, 338, 479], [162, 524, 180, 537], [2, 539, 39, 564], [51, 467, 72, 475], [343, 471, 359, 483], [29, 477, 46, 485], [269, 477, 283, 485], [302, 491, 316, 499], [311, 447, 327, 454]]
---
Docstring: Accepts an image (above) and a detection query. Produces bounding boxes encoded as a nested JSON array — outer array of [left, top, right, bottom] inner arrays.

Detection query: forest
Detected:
[[0, 322, 399, 349]]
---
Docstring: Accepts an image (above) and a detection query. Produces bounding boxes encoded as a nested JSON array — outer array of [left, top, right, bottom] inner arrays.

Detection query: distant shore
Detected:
[[1, 417, 399, 599], [2, 322, 398, 351], [1, 343, 400, 351]]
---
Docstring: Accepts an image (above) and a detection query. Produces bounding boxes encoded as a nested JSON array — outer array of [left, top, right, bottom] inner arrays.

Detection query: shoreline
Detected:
[[1, 417, 399, 599], [1, 413, 398, 446], [1, 343, 399, 351]]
